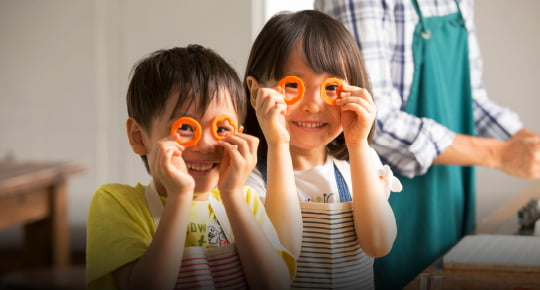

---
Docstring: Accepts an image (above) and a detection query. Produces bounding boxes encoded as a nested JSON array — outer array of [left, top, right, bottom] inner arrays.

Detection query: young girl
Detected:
[[244, 10, 402, 289], [86, 45, 295, 290]]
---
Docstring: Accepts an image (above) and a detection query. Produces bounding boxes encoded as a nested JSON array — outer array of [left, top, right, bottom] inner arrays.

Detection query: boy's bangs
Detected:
[[170, 79, 245, 123]]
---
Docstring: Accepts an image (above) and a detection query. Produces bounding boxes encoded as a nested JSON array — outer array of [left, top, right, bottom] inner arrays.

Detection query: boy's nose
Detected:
[[190, 130, 217, 152]]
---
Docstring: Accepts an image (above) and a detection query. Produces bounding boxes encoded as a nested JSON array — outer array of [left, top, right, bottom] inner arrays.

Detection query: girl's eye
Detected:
[[283, 81, 301, 103], [325, 84, 339, 92]]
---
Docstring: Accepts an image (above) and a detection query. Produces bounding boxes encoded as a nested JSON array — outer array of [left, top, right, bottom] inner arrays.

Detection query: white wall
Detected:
[[474, 0, 540, 222], [0, 0, 538, 251]]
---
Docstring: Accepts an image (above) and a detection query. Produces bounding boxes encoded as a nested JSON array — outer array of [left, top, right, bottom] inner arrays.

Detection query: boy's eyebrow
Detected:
[[168, 112, 196, 122]]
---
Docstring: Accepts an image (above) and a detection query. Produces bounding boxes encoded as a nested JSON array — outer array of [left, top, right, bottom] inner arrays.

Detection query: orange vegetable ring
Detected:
[[277, 75, 304, 105], [170, 117, 202, 147], [211, 115, 238, 140], [320, 77, 344, 105]]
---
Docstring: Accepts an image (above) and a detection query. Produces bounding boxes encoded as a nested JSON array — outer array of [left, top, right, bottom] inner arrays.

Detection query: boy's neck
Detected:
[[193, 192, 210, 201], [153, 181, 210, 201]]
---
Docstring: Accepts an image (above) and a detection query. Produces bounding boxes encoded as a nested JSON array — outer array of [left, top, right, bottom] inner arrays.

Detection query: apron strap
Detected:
[[144, 182, 236, 243], [411, 0, 465, 39], [208, 195, 235, 243], [411, 0, 431, 38], [144, 182, 163, 227], [332, 158, 353, 202]]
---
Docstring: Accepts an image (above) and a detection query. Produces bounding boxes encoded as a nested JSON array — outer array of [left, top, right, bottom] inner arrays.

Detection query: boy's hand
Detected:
[[252, 84, 291, 146], [148, 135, 195, 197], [336, 84, 376, 145], [217, 132, 259, 195]]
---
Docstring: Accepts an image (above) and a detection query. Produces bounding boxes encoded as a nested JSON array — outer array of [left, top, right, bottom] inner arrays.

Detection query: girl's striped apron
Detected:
[[291, 159, 374, 289], [145, 184, 248, 289]]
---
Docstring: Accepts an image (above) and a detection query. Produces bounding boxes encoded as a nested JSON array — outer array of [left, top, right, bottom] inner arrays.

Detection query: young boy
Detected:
[[86, 45, 295, 290]]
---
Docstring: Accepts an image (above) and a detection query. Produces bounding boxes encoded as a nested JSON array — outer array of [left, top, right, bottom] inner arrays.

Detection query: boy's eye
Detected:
[[178, 123, 195, 134], [214, 120, 235, 137], [170, 116, 202, 146], [211, 115, 238, 140], [285, 82, 299, 89], [216, 126, 233, 136]]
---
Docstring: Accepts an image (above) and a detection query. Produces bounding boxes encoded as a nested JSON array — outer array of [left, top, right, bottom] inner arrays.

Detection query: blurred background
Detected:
[[0, 0, 539, 271]]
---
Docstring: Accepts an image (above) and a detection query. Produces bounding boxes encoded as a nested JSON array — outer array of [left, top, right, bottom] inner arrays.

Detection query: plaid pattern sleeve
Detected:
[[315, 0, 523, 177]]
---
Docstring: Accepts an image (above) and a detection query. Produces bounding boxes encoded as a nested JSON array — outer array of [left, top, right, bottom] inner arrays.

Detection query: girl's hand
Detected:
[[336, 84, 376, 145], [217, 132, 259, 194], [148, 135, 195, 197], [251, 81, 290, 146]]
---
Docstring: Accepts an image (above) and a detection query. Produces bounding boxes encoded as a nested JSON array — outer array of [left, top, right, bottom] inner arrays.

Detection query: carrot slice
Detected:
[[277, 76, 305, 105], [170, 117, 202, 147], [211, 115, 238, 140], [320, 77, 344, 105]]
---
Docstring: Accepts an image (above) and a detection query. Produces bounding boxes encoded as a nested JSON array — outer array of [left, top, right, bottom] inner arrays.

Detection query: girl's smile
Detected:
[[281, 44, 343, 153], [292, 121, 328, 130]]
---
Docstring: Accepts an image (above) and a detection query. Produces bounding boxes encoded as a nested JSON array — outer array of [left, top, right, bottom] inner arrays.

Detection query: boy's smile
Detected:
[[146, 91, 239, 194]]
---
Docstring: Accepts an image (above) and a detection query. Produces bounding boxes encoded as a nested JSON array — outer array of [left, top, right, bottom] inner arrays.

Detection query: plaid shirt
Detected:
[[315, 0, 523, 177]]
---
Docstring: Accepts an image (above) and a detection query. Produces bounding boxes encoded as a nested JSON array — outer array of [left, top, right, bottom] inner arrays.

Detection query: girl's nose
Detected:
[[298, 86, 324, 113]]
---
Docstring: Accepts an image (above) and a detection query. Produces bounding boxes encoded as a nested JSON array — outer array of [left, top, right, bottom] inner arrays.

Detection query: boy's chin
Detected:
[[193, 175, 219, 194]]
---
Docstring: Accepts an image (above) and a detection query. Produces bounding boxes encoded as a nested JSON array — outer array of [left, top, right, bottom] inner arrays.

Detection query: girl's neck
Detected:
[[290, 146, 327, 171]]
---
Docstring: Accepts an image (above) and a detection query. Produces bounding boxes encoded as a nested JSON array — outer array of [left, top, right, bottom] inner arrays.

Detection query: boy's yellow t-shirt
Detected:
[[86, 183, 295, 290], [185, 200, 229, 248]]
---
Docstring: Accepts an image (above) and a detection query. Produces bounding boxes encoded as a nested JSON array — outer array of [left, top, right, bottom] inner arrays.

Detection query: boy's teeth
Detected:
[[187, 163, 213, 171], [297, 122, 324, 128]]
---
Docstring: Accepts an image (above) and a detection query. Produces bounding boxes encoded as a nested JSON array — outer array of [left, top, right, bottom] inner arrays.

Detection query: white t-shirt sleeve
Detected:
[[246, 168, 267, 198], [370, 148, 403, 198]]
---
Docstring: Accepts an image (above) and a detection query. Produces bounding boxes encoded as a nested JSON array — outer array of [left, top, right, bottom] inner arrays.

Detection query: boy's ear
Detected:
[[126, 118, 148, 155], [245, 76, 259, 108]]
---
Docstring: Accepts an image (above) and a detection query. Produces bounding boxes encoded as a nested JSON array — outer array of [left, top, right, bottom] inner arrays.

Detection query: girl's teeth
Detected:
[[297, 122, 324, 128]]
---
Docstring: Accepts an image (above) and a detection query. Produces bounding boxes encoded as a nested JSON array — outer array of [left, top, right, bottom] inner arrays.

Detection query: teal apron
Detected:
[[374, 0, 476, 289]]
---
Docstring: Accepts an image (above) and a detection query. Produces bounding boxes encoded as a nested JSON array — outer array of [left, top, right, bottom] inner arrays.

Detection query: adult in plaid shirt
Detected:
[[316, 0, 540, 288]]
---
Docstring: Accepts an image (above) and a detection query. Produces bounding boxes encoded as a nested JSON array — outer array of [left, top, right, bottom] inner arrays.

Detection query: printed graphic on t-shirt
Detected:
[[186, 218, 229, 247], [207, 222, 228, 246], [302, 192, 338, 203]]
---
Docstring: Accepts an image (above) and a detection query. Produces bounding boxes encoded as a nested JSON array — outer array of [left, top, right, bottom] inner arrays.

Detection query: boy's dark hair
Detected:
[[243, 10, 375, 161], [126, 44, 247, 170]]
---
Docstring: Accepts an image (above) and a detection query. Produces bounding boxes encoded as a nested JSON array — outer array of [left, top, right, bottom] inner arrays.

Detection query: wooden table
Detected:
[[0, 160, 85, 268], [405, 181, 540, 289]]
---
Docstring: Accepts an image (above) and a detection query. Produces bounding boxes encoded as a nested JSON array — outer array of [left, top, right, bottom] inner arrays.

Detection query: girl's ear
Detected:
[[245, 76, 259, 108], [126, 118, 148, 155]]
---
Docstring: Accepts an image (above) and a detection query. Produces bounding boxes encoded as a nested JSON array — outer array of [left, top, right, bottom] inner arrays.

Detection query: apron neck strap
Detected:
[[144, 182, 236, 243], [411, 0, 465, 39], [332, 158, 353, 202]]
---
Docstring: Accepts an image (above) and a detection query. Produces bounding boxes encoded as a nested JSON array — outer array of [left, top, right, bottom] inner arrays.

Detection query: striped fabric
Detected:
[[176, 245, 247, 289], [292, 202, 374, 290]]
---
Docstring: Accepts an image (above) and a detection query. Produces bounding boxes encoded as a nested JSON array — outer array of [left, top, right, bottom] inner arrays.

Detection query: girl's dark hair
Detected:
[[243, 10, 375, 161], [126, 44, 246, 170]]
